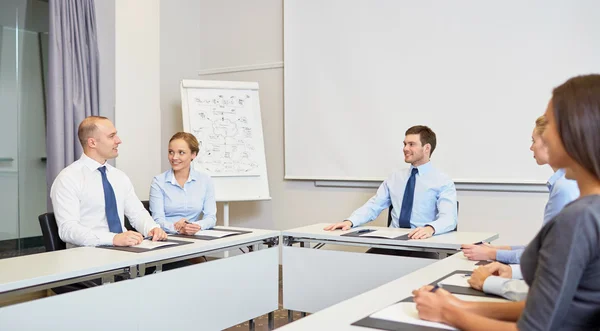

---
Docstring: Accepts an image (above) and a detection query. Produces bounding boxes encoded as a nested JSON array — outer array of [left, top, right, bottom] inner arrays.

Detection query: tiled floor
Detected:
[[0, 246, 45, 259]]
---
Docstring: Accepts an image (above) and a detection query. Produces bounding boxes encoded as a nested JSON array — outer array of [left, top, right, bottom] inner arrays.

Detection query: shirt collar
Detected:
[[410, 161, 432, 175], [166, 167, 196, 186], [80, 153, 112, 172], [547, 168, 566, 190]]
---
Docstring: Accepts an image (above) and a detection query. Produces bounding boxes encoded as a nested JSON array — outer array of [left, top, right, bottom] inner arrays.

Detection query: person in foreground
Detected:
[[461, 115, 579, 264], [324, 125, 457, 241], [412, 74, 600, 330], [51, 116, 167, 247], [149, 132, 216, 235]]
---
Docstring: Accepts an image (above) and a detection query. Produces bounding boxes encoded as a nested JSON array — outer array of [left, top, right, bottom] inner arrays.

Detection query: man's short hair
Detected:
[[405, 125, 437, 156], [78, 116, 109, 147]]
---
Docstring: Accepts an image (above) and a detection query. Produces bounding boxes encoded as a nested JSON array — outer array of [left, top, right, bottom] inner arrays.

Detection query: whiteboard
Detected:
[[283, 0, 600, 184], [181, 80, 270, 201]]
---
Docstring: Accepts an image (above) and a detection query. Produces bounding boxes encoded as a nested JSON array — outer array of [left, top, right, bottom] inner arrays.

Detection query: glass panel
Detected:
[[0, 0, 48, 257]]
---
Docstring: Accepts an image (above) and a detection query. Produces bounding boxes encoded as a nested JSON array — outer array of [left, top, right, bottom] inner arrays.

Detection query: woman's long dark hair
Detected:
[[552, 74, 600, 180]]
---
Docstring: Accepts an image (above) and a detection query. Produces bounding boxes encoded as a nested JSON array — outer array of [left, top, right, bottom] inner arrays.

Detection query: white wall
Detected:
[[114, 0, 161, 199], [158, 0, 549, 245]]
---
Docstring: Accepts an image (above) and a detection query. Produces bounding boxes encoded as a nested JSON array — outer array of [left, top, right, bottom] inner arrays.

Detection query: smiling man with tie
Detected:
[[324, 125, 457, 247], [50, 116, 167, 247]]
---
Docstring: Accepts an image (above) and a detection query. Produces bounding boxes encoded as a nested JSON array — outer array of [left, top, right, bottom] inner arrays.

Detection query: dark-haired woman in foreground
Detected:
[[413, 74, 600, 330]]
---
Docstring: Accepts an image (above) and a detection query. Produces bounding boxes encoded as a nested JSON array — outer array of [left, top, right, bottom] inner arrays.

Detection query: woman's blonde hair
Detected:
[[534, 115, 548, 135]]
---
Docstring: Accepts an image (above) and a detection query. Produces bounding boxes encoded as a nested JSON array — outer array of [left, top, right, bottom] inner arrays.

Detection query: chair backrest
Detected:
[[38, 212, 67, 251], [124, 200, 152, 231], [387, 201, 460, 231]]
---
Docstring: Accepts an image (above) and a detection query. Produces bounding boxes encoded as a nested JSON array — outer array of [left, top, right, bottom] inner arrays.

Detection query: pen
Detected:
[[144, 236, 153, 240], [356, 229, 371, 234], [430, 284, 442, 292], [473, 241, 485, 245]]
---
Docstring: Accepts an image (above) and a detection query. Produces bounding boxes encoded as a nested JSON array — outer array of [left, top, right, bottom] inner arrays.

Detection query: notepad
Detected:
[[134, 240, 178, 250], [358, 230, 408, 239], [438, 273, 471, 288], [194, 229, 242, 238], [370, 302, 457, 330]]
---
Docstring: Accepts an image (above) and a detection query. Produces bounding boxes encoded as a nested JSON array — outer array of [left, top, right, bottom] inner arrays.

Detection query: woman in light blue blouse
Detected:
[[462, 115, 579, 263], [149, 132, 217, 235]]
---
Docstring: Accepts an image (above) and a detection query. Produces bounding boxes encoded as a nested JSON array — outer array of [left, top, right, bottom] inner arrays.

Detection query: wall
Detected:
[[157, 0, 550, 246], [114, 0, 161, 199]]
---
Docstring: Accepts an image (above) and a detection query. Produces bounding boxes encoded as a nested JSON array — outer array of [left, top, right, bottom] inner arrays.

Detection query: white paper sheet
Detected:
[[134, 240, 178, 250], [369, 295, 507, 329], [438, 273, 471, 287], [370, 302, 457, 330], [195, 230, 240, 238], [358, 230, 407, 239], [453, 294, 507, 303]]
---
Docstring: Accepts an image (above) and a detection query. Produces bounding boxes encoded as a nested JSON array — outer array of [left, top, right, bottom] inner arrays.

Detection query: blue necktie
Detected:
[[398, 168, 419, 228], [98, 166, 123, 233]]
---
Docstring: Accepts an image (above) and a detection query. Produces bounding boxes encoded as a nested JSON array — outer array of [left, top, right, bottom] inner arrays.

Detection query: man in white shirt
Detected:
[[51, 116, 167, 247]]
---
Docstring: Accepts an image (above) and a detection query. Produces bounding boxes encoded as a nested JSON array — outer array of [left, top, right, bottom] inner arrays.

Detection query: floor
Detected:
[[0, 246, 45, 260]]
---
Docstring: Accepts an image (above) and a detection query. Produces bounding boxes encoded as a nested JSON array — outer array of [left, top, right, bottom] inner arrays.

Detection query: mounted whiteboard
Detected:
[[284, 0, 600, 184], [181, 80, 270, 202]]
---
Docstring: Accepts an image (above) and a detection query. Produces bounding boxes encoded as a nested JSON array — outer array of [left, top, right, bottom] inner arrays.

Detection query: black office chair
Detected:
[[38, 212, 66, 251], [38, 212, 102, 293], [124, 200, 152, 231], [387, 201, 459, 231]]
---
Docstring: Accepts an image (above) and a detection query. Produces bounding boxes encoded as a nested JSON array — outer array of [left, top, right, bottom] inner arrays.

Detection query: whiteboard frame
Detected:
[[180, 79, 271, 202]]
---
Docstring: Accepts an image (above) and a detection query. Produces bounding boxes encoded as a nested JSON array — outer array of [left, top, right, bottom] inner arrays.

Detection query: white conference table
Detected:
[[277, 252, 507, 330], [0, 227, 280, 331], [282, 223, 499, 317]]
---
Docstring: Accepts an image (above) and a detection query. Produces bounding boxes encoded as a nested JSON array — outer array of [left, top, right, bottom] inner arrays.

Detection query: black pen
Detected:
[[473, 241, 485, 245], [430, 284, 441, 292], [356, 229, 372, 234]]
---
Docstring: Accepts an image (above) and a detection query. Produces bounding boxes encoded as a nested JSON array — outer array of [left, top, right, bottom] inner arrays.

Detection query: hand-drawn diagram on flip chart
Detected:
[[186, 88, 261, 177]]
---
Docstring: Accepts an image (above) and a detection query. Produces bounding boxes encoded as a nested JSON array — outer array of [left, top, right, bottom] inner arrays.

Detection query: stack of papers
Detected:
[[134, 240, 178, 250], [370, 302, 456, 330], [195, 229, 240, 238], [438, 273, 471, 288], [370, 295, 507, 329], [358, 230, 407, 239]]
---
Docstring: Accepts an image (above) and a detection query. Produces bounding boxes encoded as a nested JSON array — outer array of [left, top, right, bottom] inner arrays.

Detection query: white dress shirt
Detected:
[[50, 154, 159, 247]]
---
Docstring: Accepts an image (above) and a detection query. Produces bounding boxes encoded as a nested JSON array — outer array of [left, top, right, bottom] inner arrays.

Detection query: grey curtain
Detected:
[[46, 0, 100, 210]]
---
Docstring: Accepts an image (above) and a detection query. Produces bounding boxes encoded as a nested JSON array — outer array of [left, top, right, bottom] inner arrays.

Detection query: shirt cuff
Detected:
[[510, 264, 523, 280], [482, 276, 510, 297], [425, 224, 436, 234], [495, 249, 513, 264], [195, 219, 214, 230], [97, 232, 117, 246], [345, 217, 360, 228]]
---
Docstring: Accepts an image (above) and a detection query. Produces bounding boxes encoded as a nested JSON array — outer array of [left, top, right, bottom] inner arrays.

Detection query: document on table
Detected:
[[438, 273, 471, 287], [369, 295, 507, 329], [134, 240, 178, 250], [358, 230, 407, 239], [194, 229, 241, 238], [370, 302, 456, 330]]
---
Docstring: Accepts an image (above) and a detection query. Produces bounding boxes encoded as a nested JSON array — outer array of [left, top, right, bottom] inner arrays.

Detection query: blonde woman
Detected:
[[149, 132, 216, 235], [461, 115, 579, 264]]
